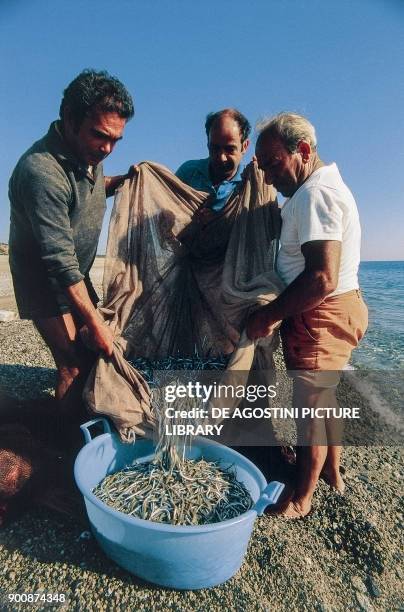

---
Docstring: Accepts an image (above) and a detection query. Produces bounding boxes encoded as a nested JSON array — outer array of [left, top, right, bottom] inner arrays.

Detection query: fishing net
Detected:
[[0, 425, 37, 501], [84, 161, 284, 440]]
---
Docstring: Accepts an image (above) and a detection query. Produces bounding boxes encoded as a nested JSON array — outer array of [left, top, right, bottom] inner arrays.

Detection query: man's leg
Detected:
[[278, 374, 345, 517], [33, 313, 94, 419], [307, 381, 345, 493], [280, 377, 328, 517], [322, 444, 345, 493]]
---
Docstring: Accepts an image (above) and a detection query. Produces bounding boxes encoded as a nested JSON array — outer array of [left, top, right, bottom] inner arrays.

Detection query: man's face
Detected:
[[207, 116, 249, 183], [256, 135, 302, 197], [64, 109, 126, 166]]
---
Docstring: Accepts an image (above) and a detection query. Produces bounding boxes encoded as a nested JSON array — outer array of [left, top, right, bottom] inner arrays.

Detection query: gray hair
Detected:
[[257, 112, 317, 153]]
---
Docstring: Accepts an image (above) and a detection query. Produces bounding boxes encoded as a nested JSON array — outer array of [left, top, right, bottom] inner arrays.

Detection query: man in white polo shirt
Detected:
[[247, 112, 368, 518]]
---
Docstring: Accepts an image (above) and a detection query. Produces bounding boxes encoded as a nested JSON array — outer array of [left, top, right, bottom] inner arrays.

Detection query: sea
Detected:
[[352, 261, 404, 370]]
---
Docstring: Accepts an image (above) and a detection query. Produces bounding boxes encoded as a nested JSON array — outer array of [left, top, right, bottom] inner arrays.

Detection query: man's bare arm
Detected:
[[246, 240, 341, 340], [65, 280, 114, 355]]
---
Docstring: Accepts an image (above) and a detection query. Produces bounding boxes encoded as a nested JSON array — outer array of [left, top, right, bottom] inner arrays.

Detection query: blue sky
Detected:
[[1, 0, 403, 260]]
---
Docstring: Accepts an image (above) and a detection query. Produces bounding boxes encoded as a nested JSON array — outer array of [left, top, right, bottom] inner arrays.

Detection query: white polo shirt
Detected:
[[277, 163, 361, 296]]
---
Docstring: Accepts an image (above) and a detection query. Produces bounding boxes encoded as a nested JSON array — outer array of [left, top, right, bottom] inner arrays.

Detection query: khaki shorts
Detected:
[[280, 289, 368, 372]]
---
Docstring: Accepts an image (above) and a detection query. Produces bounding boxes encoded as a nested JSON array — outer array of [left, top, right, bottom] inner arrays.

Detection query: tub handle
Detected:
[[80, 418, 112, 444], [254, 481, 285, 516]]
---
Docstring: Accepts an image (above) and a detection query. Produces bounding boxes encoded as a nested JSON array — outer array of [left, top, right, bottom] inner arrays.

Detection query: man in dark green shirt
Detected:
[[9, 69, 136, 415]]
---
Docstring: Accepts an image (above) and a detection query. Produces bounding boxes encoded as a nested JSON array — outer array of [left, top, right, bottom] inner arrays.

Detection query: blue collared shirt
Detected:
[[176, 157, 243, 211]]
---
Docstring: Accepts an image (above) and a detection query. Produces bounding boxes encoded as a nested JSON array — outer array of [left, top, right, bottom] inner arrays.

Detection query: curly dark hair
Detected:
[[59, 69, 134, 128], [205, 108, 251, 143]]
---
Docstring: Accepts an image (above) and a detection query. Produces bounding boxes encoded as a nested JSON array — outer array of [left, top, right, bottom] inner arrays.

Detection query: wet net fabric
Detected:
[[84, 161, 284, 440]]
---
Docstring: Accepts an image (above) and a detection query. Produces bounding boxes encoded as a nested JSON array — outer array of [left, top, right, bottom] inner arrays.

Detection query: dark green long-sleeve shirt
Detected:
[[9, 121, 106, 318]]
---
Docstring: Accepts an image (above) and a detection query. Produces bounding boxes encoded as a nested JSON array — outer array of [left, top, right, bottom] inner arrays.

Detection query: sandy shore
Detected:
[[0, 255, 403, 611], [0, 255, 105, 313]]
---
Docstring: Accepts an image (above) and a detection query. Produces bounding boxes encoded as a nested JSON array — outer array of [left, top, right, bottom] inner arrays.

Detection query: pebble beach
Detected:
[[0, 255, 403, 611]]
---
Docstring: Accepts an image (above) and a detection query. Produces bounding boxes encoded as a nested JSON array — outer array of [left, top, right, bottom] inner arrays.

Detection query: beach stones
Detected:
[[366, 576, 381, 598]]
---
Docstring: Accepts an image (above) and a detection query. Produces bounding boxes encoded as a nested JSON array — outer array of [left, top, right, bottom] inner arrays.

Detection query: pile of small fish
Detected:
[[93, 456, 253, 526]]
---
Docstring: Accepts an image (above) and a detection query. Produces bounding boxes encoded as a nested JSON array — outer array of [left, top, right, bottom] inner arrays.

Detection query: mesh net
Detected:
[[84, 161, 284, 440], [0, 425, 39, 502]]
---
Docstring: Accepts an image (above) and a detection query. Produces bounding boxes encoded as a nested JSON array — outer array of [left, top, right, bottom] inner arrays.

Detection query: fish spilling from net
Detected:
[[94, 394, 253, 526], [93, 378, 253, 526]]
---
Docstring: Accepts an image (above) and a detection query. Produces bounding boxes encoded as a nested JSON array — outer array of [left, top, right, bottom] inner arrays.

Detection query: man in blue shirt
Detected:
[[176, 108, 250, 213]]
